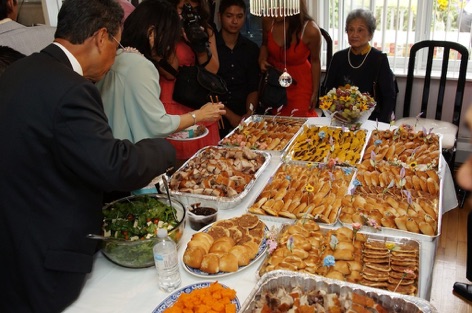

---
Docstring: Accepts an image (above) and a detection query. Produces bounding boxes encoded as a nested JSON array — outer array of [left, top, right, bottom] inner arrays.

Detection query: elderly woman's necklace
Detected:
[[348, 47, 371, 69]]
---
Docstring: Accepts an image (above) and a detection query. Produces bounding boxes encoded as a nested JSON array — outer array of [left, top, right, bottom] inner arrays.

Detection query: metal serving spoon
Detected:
[[86, 234, 126, 241]]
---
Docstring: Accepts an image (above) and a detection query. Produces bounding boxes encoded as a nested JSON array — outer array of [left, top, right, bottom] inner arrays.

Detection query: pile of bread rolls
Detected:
[[248, 163, 353, 223], [183, 214, 265, 274], [340, 127, 440, 236]]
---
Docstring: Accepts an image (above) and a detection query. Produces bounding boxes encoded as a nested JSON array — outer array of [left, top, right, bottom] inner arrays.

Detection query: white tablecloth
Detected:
[[64, 118, 458, 313]]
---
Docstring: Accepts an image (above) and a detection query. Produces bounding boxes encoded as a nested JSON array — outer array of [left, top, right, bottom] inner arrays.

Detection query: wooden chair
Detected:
[[395, 40, 469, 207]]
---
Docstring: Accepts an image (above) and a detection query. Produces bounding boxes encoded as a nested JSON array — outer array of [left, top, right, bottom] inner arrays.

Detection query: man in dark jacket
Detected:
[[0, 1, 175, 312]]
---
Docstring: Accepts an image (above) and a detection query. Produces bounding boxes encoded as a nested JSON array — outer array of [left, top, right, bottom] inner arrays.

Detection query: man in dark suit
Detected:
[[453, 105, 472, 302], [0, 0, 175, 312]]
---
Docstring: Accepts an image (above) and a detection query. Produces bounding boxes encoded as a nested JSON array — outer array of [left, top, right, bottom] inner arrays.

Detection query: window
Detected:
[[316, 0, 472, 78]]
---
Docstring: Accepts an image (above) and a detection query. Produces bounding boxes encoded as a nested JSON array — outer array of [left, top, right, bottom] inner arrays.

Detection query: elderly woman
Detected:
[[322, 8, 397, 123]]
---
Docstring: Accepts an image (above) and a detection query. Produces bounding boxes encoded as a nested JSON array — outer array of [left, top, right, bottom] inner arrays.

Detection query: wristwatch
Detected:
[[190, 112, 197, 125]]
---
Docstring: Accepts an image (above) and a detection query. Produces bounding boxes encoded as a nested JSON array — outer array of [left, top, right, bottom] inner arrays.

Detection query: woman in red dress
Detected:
[[160, 0, 221, 163], [258, 0, 321, 117]]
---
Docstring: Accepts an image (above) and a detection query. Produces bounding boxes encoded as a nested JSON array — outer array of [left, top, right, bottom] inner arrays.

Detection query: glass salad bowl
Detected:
[[98, 193, 186, 268]]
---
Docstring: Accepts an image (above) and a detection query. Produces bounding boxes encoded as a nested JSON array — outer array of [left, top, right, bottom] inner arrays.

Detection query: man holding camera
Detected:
[[215, 0, 259, 137]]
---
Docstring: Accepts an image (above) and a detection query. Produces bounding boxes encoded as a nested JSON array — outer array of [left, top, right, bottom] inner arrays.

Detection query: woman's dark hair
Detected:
[[285, 0, 313, 49], [122, 0, 180, 64], [55, 0, 123, 44], [0, 0, 17, 20]]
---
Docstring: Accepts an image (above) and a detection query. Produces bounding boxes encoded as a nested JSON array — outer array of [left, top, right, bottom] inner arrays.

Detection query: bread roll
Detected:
[[333, 249, 354, 261], [209, 236, 235, 253], [242, 241, 259, 259], [229, 245, 250, 266], [200, 253, 220, 274], [183, 246, 206, 268], [219, 253, 239, 272]]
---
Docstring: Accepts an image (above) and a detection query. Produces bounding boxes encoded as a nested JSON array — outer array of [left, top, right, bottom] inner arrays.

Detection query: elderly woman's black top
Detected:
[[322, 47, 398, 123]]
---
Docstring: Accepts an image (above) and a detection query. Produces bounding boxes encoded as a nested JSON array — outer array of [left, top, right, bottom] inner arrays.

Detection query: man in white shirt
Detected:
[[0, 0, 55, 55]]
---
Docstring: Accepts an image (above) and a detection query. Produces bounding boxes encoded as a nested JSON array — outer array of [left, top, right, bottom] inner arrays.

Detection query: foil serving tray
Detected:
[[257, 222, 422, 297], [246, 161, 356, 226], [166, 146, 271, 210], [218, 115, 307, 155], [282, 124, 370, 167], [240, 270, 437, 313]]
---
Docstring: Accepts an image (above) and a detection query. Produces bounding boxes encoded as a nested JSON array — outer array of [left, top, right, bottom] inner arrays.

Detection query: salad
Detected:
[[102, 195, 179, 240], [100, 195, 184, 268]]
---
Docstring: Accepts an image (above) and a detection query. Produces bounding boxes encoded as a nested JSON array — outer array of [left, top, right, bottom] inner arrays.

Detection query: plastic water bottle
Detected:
[[153, 228, 181, 292]]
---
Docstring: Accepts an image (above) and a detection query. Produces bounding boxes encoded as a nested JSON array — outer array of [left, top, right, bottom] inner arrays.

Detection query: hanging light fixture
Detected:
[[249, 0, 300, 17], [250, 0, 299, 87]]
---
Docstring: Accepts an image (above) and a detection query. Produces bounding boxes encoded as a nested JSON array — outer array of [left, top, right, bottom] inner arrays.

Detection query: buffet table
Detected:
[[64, 118, 458, 313]]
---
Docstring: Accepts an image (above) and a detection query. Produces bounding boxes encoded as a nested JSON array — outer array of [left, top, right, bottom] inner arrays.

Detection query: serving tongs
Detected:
[[155, 168, 178, 222]]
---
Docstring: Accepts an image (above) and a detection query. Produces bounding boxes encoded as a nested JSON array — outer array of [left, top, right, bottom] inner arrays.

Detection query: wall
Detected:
[[17, 1, 45, 26]]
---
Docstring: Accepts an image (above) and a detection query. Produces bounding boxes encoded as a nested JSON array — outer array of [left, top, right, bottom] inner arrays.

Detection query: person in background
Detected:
[[0, 0, 56, 55], [160, 0, 221, 165], [322, 8, 397, 123], [453, 105, 472, 302], [117, 0, 135, 22], [96, 0, 225, 144], [258, 0, 321, 117], [0, 44, 24, 75], [216, 0, 259, 137], [0, 1, 176, 312]]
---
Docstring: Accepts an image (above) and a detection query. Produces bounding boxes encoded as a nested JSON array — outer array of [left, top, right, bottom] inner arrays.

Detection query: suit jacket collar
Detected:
[[42, 43, 74, 71]]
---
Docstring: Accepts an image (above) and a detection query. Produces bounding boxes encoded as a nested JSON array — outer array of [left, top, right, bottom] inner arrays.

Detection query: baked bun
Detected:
[[219, 253, 239, 272], [229, 245, 250, 266], [333, 249, 354, 261], [183, 246, 206, 268], [209, 236, 235, 253], [242, 240, 259, 259], [326, 270, 345, 281], [200, 253, 220, 274]]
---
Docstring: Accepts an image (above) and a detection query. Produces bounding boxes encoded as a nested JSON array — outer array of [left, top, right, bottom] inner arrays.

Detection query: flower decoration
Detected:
[[290, 108, 299, 116], [318, 131, 326, 140], [265, 226, 279, 254], [323, 255, 336, 267], [385, 242, 397, 251], [330, 235, 339, 250], [319, 84, 376, 125], [374, 139, 383, 146], [393, 269, 415, 293], [286, 235, 294, 252], [352, 222, 362, 243], [305, 183, 315, 193], [264, 107, 273, 115]]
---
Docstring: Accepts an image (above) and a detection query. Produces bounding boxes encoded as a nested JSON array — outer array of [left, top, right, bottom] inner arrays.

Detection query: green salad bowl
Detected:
[[99, 193, 186, 268]]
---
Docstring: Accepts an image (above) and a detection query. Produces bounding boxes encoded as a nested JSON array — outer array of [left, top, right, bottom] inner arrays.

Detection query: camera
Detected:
[[181, 3, 209, 53]]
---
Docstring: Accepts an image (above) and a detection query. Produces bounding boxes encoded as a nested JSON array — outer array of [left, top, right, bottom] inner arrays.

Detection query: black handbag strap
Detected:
[[158, 48, 213, 78]]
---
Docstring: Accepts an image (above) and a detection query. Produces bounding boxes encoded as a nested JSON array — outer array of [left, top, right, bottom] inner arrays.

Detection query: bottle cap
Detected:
[[157, 228, 168, 238]]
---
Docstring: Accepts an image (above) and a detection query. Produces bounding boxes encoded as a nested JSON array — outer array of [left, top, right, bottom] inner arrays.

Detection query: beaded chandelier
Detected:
[[249, 0, 300, 17]]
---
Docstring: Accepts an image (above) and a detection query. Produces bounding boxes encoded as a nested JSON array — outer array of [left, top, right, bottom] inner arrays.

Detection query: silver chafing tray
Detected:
[[246, 162, 356, 226], [166, 146, 271, 210], [282, 124, 370, 167], [218, 115, 307, 155], [241, 270, 437, 313], [257, 222, 422, 297]]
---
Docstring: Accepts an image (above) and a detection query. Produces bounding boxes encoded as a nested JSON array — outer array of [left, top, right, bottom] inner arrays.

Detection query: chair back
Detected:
[[320, 27, 333, 70], [403, 40, 469, 127], [319, 27, 333, 97]]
